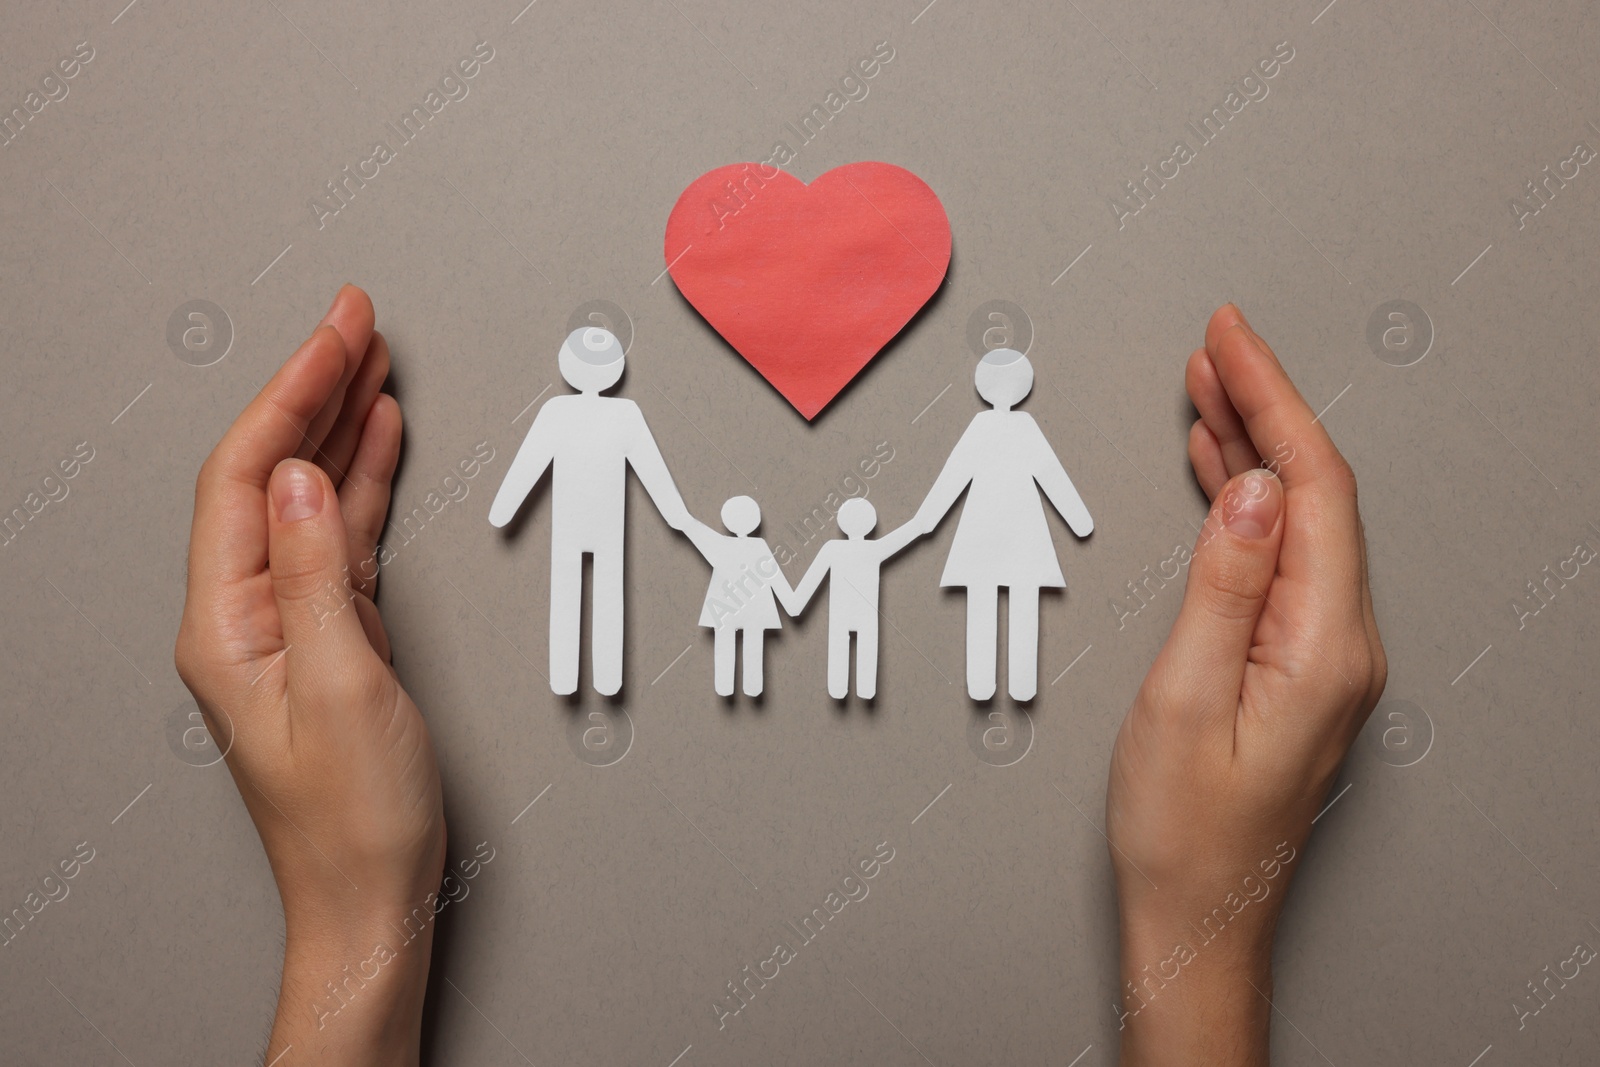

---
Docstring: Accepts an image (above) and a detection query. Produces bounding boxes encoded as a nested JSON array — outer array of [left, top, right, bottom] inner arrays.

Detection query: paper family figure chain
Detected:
[[488, 329, 1093, 702]]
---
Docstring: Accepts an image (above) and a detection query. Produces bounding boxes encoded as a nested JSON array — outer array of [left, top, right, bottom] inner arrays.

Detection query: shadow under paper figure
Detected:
[[906, 348, 1093, 701]]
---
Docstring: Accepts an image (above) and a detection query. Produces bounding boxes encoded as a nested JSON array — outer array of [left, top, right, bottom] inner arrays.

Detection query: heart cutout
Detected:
[[664, 162, 951, 420]]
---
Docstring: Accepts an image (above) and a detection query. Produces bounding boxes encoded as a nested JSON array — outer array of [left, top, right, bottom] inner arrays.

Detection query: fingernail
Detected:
[[1231, 303, 1252, 330], [1224, 471, 1279, 540], [272, 462, 324, 523]]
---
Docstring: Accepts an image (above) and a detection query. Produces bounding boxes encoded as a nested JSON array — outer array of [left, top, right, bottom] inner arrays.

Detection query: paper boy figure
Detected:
[[489, 327, 692, 696], [782, 498, 919, 700], [683, 496, 796, 698]]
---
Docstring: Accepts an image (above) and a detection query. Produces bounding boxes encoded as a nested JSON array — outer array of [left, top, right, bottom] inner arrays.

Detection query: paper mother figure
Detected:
[[905, 348, 1093, 701]]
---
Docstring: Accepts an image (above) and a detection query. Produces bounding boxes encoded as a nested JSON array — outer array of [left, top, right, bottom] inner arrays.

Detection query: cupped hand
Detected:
[[175, 285, 444, 1064], [1106, 304, 1386, 1065]]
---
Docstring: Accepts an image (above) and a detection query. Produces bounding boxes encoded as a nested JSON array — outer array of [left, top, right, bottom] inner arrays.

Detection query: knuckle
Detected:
[[173, 624, 202, 685], [1320, 633, 1381, 696], [1367, 637, 1389, 702], [194, 455, 219, 500], [342, 658, 396, 713], [1195, 555, 1267, 620], [1323, 454, 1359, 499], [270, 544, 343, 605], [1341, 645, 1373, 686], [1138, 669, 1212, 727]]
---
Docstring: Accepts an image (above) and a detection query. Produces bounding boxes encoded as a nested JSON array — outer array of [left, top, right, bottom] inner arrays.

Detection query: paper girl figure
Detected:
[[683, 497, 796, 697], [906, 348, 1093, 701], [488, 327, 693, 696], [782, 498, 919, 699]]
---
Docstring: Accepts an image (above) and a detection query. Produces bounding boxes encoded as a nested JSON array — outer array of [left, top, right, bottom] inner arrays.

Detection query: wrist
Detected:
[[1116, 902, 1275, 1067], [269, 895, 441, 1067]]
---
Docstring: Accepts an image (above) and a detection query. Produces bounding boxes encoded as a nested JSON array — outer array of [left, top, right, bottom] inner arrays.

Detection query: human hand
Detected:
[[1105, 304, 1386, 1065], [175, 285, 444, 1066]]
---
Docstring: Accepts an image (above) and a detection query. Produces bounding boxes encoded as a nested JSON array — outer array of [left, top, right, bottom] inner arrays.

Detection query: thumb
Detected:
[[267, 459, 374, 681], [1159, 469, 1285, 717]]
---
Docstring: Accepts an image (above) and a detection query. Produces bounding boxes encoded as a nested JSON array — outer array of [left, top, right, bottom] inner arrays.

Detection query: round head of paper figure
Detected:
[[974, 348, 1033, 410], [836, 497, 877, 539], [720, 495, 761, 536], [559, 326, 626, 394]]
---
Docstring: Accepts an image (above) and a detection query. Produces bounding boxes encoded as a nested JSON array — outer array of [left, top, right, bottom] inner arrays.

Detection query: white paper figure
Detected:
[[489, 327, 692, 696], [783, 498, 919, 700], [683, 497, 795, 698], [906, 348, 1093, 701]]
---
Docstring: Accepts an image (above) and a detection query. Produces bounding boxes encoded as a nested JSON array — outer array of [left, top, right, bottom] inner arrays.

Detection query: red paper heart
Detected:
[[664, 162, 951, 420]]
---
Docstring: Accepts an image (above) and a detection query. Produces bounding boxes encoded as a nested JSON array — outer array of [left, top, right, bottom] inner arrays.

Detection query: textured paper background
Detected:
[[2, 1, 1598, 1064]]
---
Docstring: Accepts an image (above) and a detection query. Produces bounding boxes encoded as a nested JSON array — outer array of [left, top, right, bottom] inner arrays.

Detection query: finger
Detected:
[[317, 331, 391, 487], [1205, 311, 1364, 603], [1187, 419, 1229, 500], [266, 459, 379, 694], [1206, 304, 1253, 360], [189, 327, 348, 594], [1186, 346, 1261, 478], [1204, 307, 1345, 496], [339, 394, 402, 599], [297, 286, 375, 469], [1150, 469, 1285, 726], [319, 283, 375, 363]]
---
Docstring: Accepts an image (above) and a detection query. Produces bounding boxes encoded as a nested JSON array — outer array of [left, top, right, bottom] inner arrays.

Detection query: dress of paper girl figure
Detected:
[[683, 496, 797, 697]]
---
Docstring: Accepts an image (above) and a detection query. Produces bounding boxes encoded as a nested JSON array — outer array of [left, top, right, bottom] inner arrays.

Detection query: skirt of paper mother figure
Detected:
[[936, 412, 1070, 589]]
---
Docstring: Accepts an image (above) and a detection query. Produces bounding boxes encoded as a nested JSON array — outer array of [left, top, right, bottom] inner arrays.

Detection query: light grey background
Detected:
[[2, 0, 1598, 1063]]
